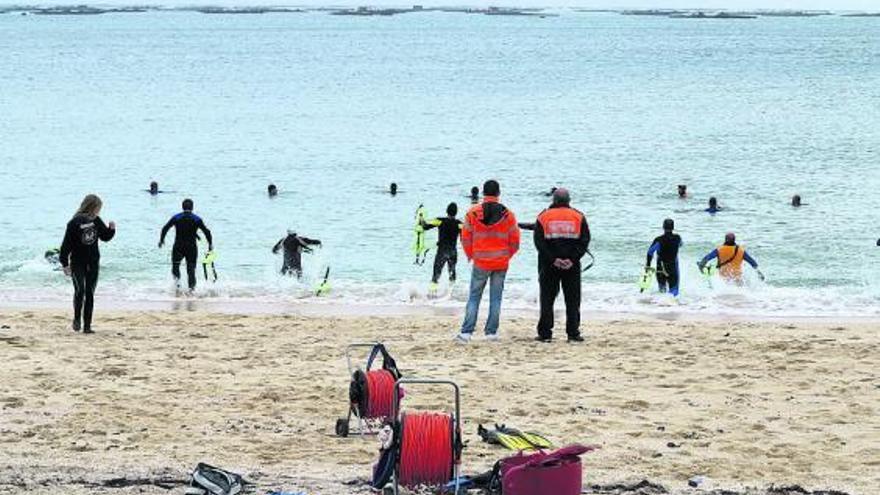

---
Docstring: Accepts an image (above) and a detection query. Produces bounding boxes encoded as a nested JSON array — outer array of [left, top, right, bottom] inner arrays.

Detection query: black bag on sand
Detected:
[[186, 463, 244, 495]]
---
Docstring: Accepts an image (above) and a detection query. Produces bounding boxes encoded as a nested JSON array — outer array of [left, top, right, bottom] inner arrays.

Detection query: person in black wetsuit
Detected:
[[268, 184, 278, 197], [469, 186, 480, 204], [159, 199, 213, 291], [272, 231, 322, 278], [678, 184, 688, 199], [59, 194, 116, 333], [421, 202, 462, 286], [646, 218, 683, 297]]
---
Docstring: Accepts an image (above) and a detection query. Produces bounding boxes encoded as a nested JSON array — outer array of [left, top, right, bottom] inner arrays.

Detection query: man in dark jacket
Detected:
[[533, 188, 590, 343]]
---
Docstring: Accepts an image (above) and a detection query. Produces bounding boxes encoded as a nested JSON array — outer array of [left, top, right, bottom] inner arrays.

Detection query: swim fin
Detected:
[[478, 424, 550, 451], [638, 266, 655, 293], [497, 425, 553, 449]]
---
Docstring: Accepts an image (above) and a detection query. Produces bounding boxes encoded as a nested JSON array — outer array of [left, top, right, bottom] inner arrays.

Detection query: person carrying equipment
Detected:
[[533, 188, 590, 343], [272, 231, 321, 279], [421, 202, 462, 289], [646, 218, 683, 297], [456, 180, 520, 343], [698, 232, 764, 284], [159, 199, 213, 291]]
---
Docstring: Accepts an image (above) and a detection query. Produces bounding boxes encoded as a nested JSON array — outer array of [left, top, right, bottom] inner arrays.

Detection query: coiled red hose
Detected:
[[398, 412, 454, 488], [365, 369, 396, 419]]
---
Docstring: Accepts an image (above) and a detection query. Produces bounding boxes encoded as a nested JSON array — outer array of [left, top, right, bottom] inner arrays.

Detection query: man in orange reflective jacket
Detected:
[[534, 188, 590, 343], [456, 180, 520, 343]]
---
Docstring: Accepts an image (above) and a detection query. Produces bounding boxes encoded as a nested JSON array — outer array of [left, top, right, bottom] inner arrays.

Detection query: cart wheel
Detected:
[[335, 418, 350, 437]]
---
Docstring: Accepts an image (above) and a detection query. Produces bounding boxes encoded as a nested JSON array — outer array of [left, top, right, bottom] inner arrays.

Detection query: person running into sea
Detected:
[[646, 218, 683, 297], [272, 231, 322, 279], [698, 232, 764, 284], [533, 188, 590, 343], [159, 199, 213, 292], [457, 180, 520, 343], [421, 202, 462, 292], [59, 194, 116, 333]]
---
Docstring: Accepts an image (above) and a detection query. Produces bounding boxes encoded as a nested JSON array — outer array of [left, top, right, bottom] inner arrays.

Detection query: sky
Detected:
[[16, 0, 880, 9]]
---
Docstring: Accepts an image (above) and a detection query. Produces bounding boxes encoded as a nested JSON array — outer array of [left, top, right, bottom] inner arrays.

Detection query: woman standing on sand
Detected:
[[59, 194, 116, 334]]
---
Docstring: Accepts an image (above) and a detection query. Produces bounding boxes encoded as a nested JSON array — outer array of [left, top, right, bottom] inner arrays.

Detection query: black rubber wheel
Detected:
[[335, 418, 350, 437]]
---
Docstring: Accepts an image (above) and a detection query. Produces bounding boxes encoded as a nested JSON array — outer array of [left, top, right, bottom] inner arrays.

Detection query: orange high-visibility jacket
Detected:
[[461, 197, 520, 271]]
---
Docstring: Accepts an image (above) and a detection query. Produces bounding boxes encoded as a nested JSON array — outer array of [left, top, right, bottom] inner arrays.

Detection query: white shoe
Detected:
[[485, 334, 500, 342], [454, 333, 471, 344]]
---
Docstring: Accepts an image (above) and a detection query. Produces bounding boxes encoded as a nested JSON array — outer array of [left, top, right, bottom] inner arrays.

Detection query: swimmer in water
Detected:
[[268, 184, 278, 197], [678, 184, 688, 199], [389, 183, 398, 196], [706, 197, 721, 214], [148, 181, 161, 195], [791, 194, 804, 207], [470, 186, 479, 204]]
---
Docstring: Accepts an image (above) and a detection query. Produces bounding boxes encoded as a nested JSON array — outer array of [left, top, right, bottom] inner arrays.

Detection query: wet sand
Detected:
[[0, 309, 877, 494]]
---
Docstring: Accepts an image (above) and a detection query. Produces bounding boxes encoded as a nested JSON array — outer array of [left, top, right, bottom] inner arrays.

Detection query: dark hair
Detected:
[[470, 186, 479, 197], [182, 198, 194, 211], [709, 197, 718, 206], [390, 183, 398, 194], [483, 180, 500, 196], [663, 218, 674, 231], [447, 202, 458, 216], [150, 181, 158, 191]]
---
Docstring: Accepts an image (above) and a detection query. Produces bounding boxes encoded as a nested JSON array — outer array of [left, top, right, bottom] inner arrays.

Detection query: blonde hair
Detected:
[[76, 194, 103, 218]]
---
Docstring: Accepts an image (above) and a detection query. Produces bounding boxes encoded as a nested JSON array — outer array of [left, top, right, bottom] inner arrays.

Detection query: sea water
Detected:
[[1, 10, 879, 318]]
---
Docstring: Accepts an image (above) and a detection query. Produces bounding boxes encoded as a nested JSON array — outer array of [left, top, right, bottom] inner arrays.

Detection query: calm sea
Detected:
[[1, 10, 879, 317]]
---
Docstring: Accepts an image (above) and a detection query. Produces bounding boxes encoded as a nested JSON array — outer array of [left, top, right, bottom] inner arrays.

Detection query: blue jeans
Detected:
[[460, 266, 507, 335]]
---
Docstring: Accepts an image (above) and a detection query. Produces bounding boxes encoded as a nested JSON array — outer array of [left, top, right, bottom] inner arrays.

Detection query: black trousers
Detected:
[[432, 247, 457, 283], [172, 244, 198, 290], [536, 264, 581, 339], [71, 262, 99, 330]]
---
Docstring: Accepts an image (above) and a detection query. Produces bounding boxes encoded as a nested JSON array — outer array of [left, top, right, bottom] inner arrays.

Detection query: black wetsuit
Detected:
[[272, 234, 321, 278], [160, 211, 212, 290], [647, 232, 682, 296], [59, 215, 115, 331], [423, 217, 461, 283]]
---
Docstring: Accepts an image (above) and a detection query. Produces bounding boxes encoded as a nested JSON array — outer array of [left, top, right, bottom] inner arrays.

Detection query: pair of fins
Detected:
[[478, 424, 553, 451]]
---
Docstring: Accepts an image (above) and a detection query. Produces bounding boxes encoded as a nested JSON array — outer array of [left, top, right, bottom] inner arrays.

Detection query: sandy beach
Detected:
[[0, 308, 877, 495]]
